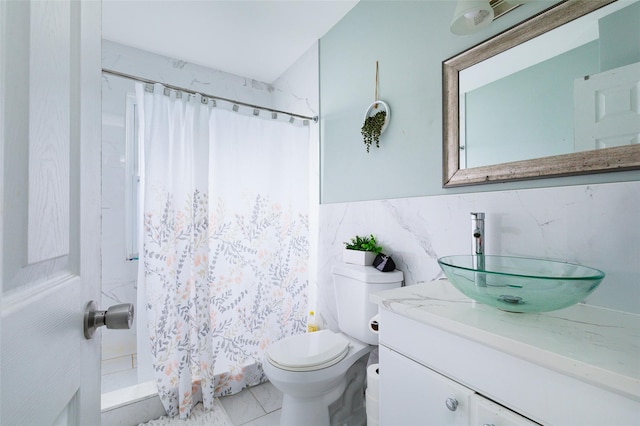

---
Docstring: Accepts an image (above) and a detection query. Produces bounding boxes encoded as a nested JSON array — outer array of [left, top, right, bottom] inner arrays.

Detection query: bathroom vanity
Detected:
[[371, 280, 640, 425]]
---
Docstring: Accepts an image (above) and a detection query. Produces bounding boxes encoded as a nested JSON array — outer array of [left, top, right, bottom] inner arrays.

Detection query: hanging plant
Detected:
[[362, 109, 387, 153], [361, 61, 390, 153]]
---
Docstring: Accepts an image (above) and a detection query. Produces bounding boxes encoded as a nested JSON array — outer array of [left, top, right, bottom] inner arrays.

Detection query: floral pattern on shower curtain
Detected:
[[136, 83, 309, 418]]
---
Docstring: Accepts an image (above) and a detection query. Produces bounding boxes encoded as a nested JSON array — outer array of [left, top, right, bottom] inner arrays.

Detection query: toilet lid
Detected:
[[267, 330, 350, 371]]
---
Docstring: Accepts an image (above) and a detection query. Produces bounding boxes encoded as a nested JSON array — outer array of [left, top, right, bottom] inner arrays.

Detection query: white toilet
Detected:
[[263, 264, 403, 426]]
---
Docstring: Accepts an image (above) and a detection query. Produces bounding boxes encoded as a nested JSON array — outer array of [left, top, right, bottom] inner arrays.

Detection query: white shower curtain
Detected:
[[135, 83, 309, 418]]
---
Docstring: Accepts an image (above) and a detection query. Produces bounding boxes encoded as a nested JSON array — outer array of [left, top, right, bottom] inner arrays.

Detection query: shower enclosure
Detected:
[[99, 40, 319, 423], [101, 73, 145, 394]]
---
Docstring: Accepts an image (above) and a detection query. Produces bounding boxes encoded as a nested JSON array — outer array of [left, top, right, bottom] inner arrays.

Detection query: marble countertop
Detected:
[[371, 279, 640, 401]]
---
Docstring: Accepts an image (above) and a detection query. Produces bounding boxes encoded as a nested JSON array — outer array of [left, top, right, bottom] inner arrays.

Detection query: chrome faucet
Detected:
[[471, 212, 485, 255], [471, 212, 486, 287]]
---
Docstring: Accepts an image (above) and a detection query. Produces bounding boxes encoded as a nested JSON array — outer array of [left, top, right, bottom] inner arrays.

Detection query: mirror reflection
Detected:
[[461, 0, 639, 168], [443, 0, 640, 187]]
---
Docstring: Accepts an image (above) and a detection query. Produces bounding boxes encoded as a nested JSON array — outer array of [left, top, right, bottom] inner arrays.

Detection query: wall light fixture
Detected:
[[450, 0, 529, 35]]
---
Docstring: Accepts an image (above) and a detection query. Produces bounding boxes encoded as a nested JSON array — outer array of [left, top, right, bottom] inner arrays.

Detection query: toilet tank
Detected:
[[332, 264, 403, 345]]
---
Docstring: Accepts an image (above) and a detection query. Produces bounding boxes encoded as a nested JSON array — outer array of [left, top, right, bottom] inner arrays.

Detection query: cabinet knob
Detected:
[[445, 397, 458, 412]]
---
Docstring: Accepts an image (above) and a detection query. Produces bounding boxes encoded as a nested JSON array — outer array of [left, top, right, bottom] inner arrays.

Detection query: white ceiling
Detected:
[[102, 0, 359, 84]]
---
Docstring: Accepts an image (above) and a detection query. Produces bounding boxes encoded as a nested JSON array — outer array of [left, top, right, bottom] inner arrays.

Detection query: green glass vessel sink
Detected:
[[437, 255, 605, 313]]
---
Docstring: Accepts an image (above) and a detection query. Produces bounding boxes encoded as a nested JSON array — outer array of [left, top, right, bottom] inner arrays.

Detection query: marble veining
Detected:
[[317, 181, 640, 332], [372, 280, 640, 401], [381, 200, 439, 261], [102, 280, 137, 305], [102, 41, 274, 109]]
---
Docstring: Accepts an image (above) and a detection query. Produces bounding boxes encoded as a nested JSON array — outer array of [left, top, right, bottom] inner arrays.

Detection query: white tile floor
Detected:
[[102, 381, 282, 426], [219, 382, 283, 426], [101, 363, 282, 426]]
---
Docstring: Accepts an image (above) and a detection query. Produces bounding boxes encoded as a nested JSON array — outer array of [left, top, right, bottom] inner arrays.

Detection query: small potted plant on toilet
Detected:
[[343, 234, 382, 266]]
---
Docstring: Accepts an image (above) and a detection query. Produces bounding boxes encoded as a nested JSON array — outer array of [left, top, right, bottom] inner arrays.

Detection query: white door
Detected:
[[1, 1, 102, 425], [574, 61, 640, 151]]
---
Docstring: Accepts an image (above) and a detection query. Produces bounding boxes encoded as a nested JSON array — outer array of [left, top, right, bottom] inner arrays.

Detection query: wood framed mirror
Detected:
[[443, 0, 640, 187]]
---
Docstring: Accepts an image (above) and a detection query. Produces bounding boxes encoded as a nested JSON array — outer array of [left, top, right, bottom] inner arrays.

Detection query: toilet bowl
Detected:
[[263, 264, 403, 426], [262, 330, 371, 426]]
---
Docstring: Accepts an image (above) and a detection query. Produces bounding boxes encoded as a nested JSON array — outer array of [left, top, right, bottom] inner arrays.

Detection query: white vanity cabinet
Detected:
[[380, 345, 536, 426], [471, 394, 538, 426], [373, 281, 640, 426], [380, 345, 474, 425]]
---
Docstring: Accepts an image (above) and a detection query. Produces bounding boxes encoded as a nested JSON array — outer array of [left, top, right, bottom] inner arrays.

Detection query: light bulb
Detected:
[[464, 10, 480, 19]]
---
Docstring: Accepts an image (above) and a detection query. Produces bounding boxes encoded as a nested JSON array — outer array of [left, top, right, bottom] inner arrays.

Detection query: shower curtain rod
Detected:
[[102, 68, 319, 123]]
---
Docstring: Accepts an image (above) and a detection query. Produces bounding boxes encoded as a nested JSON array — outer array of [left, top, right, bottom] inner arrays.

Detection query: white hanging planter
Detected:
[[363, 100, 391, 135], [362, 61, 390, 153], [361, 100, 391, 153], [343, 249, 377, 266]]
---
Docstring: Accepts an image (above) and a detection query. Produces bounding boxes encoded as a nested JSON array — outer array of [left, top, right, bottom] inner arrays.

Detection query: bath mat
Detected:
[[139, 399, 233, 426]]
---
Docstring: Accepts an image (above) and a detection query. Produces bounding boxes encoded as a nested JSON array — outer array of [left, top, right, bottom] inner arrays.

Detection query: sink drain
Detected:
[[498, 294, 523, 304]]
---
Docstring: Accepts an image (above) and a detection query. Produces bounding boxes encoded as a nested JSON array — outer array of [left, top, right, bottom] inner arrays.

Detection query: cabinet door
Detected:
[[380, 345, 474, 426], [471, 394, 540, 426]]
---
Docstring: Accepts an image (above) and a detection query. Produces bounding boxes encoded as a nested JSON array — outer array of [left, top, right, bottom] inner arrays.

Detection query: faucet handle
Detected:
[[471, 212, 485, 219]]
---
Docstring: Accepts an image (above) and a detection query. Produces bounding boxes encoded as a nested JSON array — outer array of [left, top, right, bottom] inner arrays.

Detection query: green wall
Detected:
[[465, 41, 600, 168], [319, 0, 640, 204], [600, 1, 640, 71]]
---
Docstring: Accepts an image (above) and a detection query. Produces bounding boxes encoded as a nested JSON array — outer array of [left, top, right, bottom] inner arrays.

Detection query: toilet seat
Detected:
[[267, 330, 351, 372]]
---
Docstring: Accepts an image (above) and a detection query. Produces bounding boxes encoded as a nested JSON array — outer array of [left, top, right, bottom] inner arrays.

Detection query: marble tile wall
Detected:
[[272, 44, 320, 311], [316, 181, 640, 330], [101, 72, 138, 371], [102, 40, 276, 111]]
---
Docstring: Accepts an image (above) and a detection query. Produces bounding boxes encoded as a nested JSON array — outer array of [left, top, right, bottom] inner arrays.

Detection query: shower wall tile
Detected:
[[272, 43, 320, 311], [102, 72, 138, 277], [102, 329, 137, 362], [272, 44, 319, 118], [102, 40, 274, 110], [101, 367, 139, 395], [317, 181, 640, 330], [102, 69, 139, 364], [102, 354, 135, 376], [102, 279, 137, 308], [101, 279, 136, 359]]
